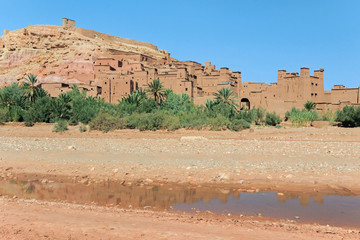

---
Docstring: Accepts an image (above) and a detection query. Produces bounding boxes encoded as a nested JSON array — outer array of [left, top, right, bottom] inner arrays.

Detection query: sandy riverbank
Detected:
[[0, 124, 360, 239]]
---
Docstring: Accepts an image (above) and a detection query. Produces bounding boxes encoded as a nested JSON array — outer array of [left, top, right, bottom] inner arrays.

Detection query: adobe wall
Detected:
[[43, 48, 358, 115], [331, 88, 359, 104], [62, 18, 75, 30]]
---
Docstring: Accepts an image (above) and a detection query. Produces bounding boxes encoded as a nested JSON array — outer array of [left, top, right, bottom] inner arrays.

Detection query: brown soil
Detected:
[[1, 123, 360, 239]]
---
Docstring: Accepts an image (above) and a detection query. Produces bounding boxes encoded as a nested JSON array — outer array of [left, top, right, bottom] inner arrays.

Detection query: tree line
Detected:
[[0, 74, 359, 132]]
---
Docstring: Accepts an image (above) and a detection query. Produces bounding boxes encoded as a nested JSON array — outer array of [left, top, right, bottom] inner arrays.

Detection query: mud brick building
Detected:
[[39, 19, 360, 115]]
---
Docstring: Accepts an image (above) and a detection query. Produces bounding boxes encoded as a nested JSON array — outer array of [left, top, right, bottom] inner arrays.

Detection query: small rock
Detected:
[[68, 146, 76, 150], [237, 180, 244, 184], [145, 178, 153, 184], [80, 178, 88, 184], [112, 169, 118, 173], [219, 173, 229, 181]]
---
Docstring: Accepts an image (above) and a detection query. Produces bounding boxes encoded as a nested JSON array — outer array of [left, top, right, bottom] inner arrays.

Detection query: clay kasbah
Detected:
[[0, 18, 360, 240], [0, 18, 359, 115]]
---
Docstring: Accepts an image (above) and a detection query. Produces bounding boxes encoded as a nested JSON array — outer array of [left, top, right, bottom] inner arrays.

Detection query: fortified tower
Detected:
[[62, 18, 76, 30]]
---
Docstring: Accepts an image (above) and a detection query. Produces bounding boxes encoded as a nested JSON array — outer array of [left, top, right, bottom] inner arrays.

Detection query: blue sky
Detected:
[[1, 0, 359, 90]]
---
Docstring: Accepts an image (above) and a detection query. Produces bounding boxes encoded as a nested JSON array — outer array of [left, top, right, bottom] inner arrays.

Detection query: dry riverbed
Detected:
[[0, 123, 360, 239]]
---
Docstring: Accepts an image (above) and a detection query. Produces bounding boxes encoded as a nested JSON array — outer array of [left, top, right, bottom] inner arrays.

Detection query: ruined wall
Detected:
[[62, 18, 75, 30]]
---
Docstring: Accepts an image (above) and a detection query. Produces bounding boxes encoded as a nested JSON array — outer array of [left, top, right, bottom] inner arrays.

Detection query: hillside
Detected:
[[0, 19, 168, 86]]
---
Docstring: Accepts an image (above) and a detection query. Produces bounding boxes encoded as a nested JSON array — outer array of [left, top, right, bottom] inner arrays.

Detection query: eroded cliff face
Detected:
[[0, 24, 165, 85]]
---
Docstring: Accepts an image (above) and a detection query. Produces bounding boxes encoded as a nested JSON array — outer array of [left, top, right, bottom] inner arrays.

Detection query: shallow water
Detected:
[[1, 179, 359, 227]]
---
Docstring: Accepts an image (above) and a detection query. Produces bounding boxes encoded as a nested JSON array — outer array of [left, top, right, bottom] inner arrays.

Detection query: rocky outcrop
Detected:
[[0, 22, 167, 85]]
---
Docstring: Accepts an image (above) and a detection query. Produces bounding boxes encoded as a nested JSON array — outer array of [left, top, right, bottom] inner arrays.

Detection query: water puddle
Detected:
[[1, 179, 359, 228]]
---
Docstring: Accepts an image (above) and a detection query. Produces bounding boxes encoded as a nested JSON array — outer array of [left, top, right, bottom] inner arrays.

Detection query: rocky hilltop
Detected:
[[0, 19, 168, 86]]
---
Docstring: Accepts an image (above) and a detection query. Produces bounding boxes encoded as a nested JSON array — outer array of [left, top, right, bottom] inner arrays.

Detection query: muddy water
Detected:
[[1, 179, 360, 227]]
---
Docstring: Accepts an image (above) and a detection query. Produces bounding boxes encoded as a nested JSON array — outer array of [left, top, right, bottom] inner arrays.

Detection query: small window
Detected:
[[185, 88, 188, 91], [315, 93, 318, 96], [311, 93, 314, 96], [311, 82, 314, 85], [315, 83, 318, 86]]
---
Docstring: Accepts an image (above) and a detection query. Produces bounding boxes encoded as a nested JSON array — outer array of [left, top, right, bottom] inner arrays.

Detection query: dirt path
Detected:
[[1, 124, 360, 239]]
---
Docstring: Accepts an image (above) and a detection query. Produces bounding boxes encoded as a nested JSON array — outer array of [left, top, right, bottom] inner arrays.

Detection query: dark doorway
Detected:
[[240, 98, 250, 110]]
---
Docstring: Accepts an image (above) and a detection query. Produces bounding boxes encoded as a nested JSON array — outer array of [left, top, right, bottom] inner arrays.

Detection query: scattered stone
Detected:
[[285, 174, 294, 179], [180, 136, 208, 141], [145, 178, 153, 184], [68, 146, 76, 150]]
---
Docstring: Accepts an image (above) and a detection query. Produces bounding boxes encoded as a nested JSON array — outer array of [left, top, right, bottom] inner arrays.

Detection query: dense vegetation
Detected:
[[335, 105, 360, 127], [0, 74, 358, 131]]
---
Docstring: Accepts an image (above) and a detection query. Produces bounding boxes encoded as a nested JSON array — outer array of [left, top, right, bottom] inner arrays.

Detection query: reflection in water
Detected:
[[0, 180, 359, 227]]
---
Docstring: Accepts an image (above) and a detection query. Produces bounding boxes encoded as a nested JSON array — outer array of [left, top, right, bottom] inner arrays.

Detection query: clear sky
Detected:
[[1, 0, 359, 90]]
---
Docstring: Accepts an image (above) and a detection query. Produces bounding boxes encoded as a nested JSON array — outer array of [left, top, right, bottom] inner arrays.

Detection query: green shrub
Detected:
[[9, 106, 24, 122], [320, 110, 336, 122], [285, 107, 301, 121], [208, 115, 230, 131], [23, 109, 36, 127], [53, 119, 68, 132], [252, 107, 266, 125], [163, 114, 181, 131], [265, 112, 281, 126], [0, 108, 9, 124], [79, 124, 87, 133], [89, 111, 127, 132], [290, 110, 318, 127], [179, 111, 208, 130], [335, 106, 360, 127], [235, 109, 256, 123], [227, 119, 251, 131]]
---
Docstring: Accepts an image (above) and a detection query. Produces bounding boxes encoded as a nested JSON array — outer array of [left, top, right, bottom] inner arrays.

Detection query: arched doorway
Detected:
[[240, 98, 250, 110]]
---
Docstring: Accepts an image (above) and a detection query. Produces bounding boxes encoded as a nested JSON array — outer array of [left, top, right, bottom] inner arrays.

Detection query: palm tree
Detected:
[[147, 78, 166, 104], [135, 88, 147, 100], [304, 100, 316, 111], [214, 87, 239, 109], [205, 99, 215, 111], [120, 88, 147, 106], [21, 74, 41, 102]]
